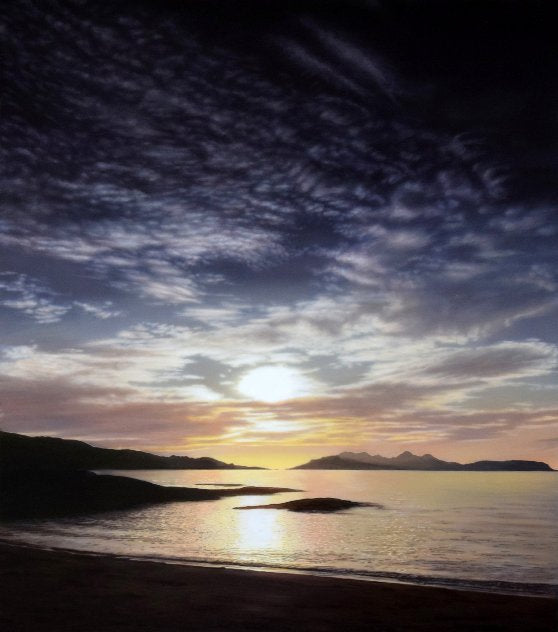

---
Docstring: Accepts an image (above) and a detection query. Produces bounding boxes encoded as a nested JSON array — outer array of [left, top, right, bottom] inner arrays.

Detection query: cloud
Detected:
[[1, 1, 557, 463], [298, 18, 400, 100], [424, 343, 557, 381], [0, 273, 70, 323], [74, 301, 121, 320], [538, 436, 558, 446], [1, 331, 557, 454], [6, 0, 540, 321], [329, 240, 556, 339], [0, 273, 123, 324], [0, 374, 225, 447]]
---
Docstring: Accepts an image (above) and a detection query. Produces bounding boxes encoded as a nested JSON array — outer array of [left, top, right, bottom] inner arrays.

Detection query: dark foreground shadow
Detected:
[[0, 543, 555, 632]]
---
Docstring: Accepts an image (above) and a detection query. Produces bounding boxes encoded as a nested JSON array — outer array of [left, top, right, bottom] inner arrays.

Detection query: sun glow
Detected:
[[237, 365, 311, 403]]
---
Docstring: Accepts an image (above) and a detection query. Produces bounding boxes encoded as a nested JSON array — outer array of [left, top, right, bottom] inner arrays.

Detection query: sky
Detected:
[[1, 0, 557, 468]]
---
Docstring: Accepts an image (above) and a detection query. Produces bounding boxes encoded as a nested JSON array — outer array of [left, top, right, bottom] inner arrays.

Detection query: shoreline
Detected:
[[1, 541, 556, 631], [1, 536, 556, 599]]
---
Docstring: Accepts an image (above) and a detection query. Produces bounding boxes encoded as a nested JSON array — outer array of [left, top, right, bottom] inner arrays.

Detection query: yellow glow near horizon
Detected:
[[237, 365, 309, 403]]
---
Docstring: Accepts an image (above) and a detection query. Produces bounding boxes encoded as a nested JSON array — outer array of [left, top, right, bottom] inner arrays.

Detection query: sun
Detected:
[[237, 366, 310, 403]]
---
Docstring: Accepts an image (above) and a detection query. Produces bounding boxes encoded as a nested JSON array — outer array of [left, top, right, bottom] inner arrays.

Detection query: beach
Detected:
[[0, 542, 555, 632]]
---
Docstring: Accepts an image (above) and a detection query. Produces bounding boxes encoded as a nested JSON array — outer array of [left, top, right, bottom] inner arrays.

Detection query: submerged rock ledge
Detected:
[[234, 497, 383, 513]]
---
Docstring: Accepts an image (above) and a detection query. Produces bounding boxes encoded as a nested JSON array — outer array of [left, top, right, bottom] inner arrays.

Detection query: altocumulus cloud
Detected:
[[0, 0, 557, 464]]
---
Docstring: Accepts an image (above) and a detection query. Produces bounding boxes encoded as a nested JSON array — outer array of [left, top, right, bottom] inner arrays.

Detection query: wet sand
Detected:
[[0, 542, 555, 631]]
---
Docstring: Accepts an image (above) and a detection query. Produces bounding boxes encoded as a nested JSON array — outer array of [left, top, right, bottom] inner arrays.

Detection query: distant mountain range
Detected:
[[0, 430, 261, 471], [293, 451, 554, 471]]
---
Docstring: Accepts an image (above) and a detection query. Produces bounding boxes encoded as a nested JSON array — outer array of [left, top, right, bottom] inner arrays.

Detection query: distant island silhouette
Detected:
[[293, 451, 554, 471]]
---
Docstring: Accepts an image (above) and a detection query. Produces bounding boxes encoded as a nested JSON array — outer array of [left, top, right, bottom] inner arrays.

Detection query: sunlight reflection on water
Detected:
[[233, 506, 283, 552], [2, 470, 557, 592]]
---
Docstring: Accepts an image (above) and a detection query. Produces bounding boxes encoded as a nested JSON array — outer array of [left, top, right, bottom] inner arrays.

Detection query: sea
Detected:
[[1, 469, 557, 596]]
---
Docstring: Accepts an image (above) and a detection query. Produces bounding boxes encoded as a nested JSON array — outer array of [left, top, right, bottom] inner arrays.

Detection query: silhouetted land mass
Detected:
[[0, 469, 299, 519], [235, 497, 383, 512], [293, 451, 554, 471], [0, 430, 262, 470], [0, 431, 299, 519]]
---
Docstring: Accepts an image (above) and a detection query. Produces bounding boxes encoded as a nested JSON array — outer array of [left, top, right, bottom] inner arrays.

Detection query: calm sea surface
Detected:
[[2, 470, 557, 595]]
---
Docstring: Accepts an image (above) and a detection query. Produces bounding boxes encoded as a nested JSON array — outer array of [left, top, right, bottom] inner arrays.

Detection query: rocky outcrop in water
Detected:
[[234, 497, 383, 512], [0, 469, 299, 519]]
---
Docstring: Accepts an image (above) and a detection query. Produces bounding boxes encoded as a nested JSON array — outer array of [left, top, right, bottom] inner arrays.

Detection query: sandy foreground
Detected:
[[0, 542, 555, 632]]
